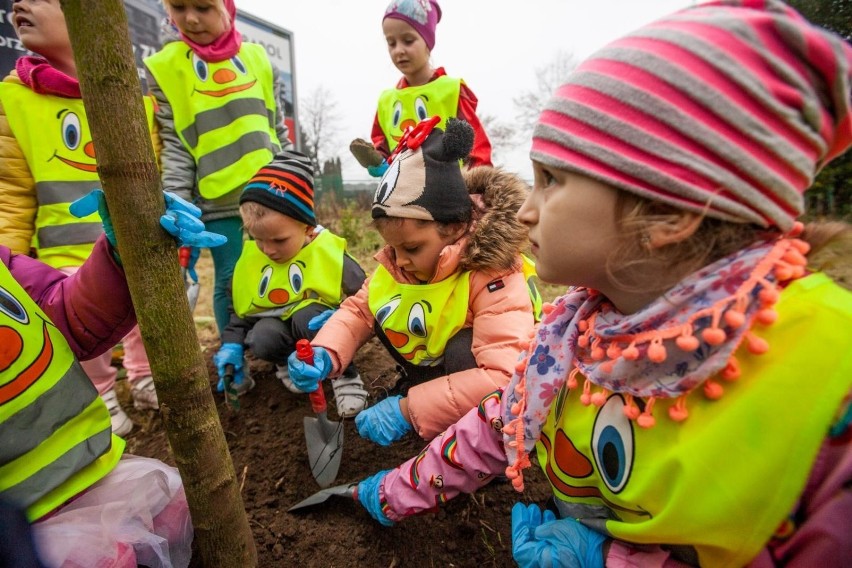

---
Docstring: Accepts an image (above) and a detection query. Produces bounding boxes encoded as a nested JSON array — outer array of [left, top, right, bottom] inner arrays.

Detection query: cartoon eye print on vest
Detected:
[[0, 286, 29, 325], [540, 393, 648, 518], [390, 96, 430, 142], [50, 109, 97, 172], [376, 295, 434, 362], [591, 394, 635, 493], [191, 52, 257, 97]]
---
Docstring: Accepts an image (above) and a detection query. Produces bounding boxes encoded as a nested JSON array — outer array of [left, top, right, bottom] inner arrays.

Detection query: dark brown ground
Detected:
[[118, 335, 552, 567]]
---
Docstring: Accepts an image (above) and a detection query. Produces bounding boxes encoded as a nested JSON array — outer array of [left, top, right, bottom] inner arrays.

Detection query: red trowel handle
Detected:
[[178, 246, 191, 268], [296, 339, 326, 413]]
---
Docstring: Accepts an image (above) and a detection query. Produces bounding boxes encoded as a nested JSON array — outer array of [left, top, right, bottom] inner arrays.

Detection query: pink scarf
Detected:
[[501, 234, 811, 491], [175, 0, 242, 62], [15, 56, 80, 98]]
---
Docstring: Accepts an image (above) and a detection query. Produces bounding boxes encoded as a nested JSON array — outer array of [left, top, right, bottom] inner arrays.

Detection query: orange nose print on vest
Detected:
[[0, 327, 23, 372], [399, 118, 416, 132], [84, 141, 96, 159], [385, 328, 409, 348], [213, 68, 237, 84], [268, 288, 289, 304]]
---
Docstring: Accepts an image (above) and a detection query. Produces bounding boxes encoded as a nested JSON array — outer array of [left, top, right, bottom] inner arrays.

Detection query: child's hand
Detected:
[[160, 192, 227, 248], [354, 469, 394, 526], [213, 343, 244, 392], [69, 189, 117, 247], [349, 138, 384, 168], [354, 395, 411, 446], [511, 503, 607, 568], [286, 346, 332, 392]]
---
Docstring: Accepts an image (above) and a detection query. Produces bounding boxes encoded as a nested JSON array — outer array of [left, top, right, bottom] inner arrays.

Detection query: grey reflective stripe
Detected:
[[37, 223, 103, 249], [0, 361, 98, 464], [197, 131, 275, 181], [35, 181, 101, 206], [0, 427, 111, 510], [180, 97, 271, 149]]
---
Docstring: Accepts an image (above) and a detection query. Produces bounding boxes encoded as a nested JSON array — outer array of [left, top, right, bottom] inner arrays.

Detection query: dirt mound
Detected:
[[120, 336, 550, 567]]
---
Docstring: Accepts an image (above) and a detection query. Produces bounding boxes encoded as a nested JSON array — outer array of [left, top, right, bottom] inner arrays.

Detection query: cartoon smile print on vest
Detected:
[[49, 109, 97, 172], [0, 287, 54, 405], [540, 393, 651, 519], [251, 261, 320, 312], [375, 294, 441, 366], [189, 52, 257, 97]]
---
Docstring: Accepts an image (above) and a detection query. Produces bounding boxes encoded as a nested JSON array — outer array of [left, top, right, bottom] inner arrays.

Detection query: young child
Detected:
[[0, 189, 213, 567], [144, 0, 293, 338], [352, 2, 852, 566], [0, 0, 161, 437], [289, 118, 538, 444], [350, 0, 492, 176], [213, 150, 369, 417]]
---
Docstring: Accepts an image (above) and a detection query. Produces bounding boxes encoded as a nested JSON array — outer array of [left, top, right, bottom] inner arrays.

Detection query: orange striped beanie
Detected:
[[241, 150, 316, 227], [531, 0, 852, 231]]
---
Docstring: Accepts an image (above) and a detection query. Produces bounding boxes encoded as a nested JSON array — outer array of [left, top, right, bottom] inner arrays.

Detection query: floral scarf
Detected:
[[502, 235, 810, 490]]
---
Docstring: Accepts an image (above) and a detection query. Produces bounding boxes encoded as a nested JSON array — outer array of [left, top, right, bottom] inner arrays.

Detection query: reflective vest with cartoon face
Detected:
[[0, 263, 123, 521], [144, 41, 280, 199], [232, 230, 346, 320], [0, 84, 156, 268], [377, 75, 460, 152], [368, 265, 469, 367], [535, 274, 852, 567]]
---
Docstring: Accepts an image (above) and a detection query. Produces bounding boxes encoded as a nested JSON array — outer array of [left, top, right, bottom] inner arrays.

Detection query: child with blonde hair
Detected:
[[352, 2, 852, 566], [289, 118, 538, 444], [350, 0, 492, 176], [144, 0, 292, 337], [0, 0, 161, 436]]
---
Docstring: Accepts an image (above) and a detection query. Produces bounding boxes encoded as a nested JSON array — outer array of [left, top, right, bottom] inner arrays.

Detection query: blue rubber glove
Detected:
[[160, 192, 227, 248], [286, 346, 332, 393], [70, 189, 227, 249], [213, 343, 244, 392], [68, 188, 116, 247], [307, 309, 336, 332], [356, 469, 394, 526], [355, 395, 411, 446], [367, 159, 389, 178], [185, 246, 201, 282], [511, 503, 607, 568]]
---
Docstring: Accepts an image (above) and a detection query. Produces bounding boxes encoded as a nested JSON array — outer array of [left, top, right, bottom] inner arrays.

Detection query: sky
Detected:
[[234, 0, 694, 182]]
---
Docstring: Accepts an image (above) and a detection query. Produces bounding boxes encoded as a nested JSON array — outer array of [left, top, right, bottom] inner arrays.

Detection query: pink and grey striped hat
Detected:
[[531, 0, 852, 231]]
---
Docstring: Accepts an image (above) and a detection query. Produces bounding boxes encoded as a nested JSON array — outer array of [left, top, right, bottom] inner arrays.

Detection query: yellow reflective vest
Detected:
[[145, 41, 280, 199], [377, 75, 461, 153], [368, 265, 470, 366], [537, 273, 852, 567], [0, 83, 156, 268], [0, 263, 123, 521], [232, 230, 347, 320]]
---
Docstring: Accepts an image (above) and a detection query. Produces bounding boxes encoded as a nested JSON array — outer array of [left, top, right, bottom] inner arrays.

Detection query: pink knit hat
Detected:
[[531, 0, 852, 231], [383, 0, 442, 51]]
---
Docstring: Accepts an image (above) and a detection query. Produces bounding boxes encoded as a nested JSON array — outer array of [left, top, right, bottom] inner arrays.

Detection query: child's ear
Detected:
[[646, 211, 702, 248]]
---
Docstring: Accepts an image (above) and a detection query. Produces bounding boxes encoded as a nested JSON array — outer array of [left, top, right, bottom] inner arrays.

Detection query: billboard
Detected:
[[0, 0, 298, 146]]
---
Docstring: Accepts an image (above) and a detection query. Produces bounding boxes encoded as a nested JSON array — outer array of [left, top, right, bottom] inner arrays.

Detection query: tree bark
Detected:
[[60, 1, 257, 565]]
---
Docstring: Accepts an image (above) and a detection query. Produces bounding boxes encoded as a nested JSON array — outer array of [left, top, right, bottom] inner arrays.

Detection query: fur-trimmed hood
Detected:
[[460, 166, 531, 272]]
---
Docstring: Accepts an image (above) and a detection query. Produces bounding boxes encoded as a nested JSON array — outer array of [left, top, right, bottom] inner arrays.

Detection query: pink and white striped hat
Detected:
[[531, 0, 852, 231]]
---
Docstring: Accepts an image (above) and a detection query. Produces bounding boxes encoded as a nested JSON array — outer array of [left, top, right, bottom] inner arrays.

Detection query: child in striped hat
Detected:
[[213, 150, 369, 417], [352, 2, 852, 566]]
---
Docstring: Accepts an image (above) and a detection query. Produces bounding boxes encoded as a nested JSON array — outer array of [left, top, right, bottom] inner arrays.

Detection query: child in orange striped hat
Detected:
[[352, 2, 852, 566], [213, 150, 369, 417]]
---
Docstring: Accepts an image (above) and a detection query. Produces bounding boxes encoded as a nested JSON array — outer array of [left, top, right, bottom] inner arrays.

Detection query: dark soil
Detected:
[[119, 336, 551, 567]]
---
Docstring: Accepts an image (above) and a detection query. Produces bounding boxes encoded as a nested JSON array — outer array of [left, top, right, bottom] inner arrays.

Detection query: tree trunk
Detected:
[[60, 1, 257, 565]]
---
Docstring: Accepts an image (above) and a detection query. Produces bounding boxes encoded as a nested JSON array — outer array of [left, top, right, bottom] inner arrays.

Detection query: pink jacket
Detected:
[[312, 167, 536, 439]]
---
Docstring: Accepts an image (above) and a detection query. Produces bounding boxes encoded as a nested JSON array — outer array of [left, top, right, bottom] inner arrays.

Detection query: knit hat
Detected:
[[531, 0, 852, 232], [372, 117, 474, 223], [383, 0, 442, 51], [241, 150, 316, 227]]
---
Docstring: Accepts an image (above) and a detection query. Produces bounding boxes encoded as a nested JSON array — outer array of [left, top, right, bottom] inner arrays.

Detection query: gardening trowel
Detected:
[[288, 482, 357, 512], [297, 340, 344, 488]]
